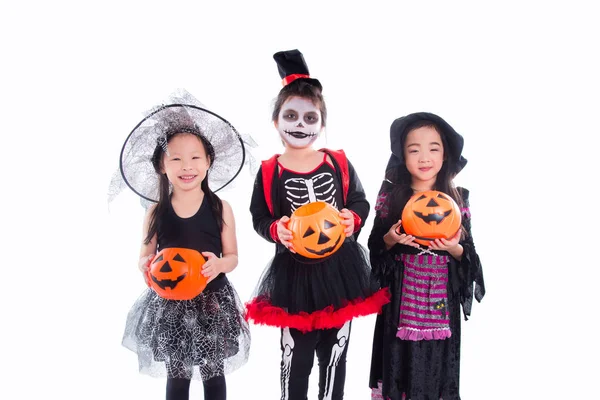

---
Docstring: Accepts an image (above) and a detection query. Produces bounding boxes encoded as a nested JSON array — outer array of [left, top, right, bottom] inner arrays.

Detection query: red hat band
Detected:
[[282, 73, 311, 86]]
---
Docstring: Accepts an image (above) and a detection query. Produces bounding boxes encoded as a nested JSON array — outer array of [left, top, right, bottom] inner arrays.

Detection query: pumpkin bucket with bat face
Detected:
[[148, 247, 208, 300], [288, 201, 345, 259], [399, 190, 462, 247]]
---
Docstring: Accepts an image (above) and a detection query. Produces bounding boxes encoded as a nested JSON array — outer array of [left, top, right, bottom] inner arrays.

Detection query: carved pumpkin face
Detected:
[[399, 190, 461, 246], [288, 201, 345, 259], [148, 247, 208, 300]]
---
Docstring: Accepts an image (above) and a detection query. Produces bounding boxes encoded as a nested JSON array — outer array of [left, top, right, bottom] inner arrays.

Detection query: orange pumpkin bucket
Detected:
[[148, 247, 208, 300], [399, 190, 462, 247], [288, 201, 345, 259]]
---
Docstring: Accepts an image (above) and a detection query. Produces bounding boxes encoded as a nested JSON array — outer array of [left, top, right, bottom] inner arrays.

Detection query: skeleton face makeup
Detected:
[[276, 96, 323, 148]]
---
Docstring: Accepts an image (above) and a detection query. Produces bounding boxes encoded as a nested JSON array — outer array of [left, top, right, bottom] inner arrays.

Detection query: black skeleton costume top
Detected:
[[278, 154, 343, 215]]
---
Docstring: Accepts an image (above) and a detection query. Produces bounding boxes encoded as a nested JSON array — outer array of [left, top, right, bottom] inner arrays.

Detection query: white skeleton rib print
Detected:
[[284, 172, 337, 211]]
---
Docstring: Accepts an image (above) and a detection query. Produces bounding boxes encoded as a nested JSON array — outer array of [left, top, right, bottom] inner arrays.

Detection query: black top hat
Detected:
[[273, 49, 322, 90], [386, 112, 468, 175]]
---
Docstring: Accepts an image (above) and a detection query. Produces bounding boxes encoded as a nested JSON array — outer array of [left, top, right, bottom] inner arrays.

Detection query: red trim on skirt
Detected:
[[245, 288, 390, 333]]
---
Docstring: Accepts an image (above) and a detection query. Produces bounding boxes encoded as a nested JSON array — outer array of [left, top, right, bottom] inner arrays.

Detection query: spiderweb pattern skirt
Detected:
[[122, 277, 250, 381]]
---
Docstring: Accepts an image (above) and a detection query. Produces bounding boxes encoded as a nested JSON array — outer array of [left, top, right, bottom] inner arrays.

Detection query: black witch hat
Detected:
[[386, 112, 468, 175]]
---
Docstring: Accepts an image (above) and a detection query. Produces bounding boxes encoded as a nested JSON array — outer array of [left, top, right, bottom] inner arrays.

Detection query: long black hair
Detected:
[[143, 132, 224, 245]]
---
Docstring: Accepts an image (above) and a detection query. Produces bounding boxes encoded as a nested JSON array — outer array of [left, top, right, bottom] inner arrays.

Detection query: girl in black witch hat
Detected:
[[109, 89, 252, 400], [245, 49, 390, 400], [368, 113, 486, 400]]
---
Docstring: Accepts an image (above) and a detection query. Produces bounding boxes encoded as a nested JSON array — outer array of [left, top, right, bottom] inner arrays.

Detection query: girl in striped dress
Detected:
[[368, 112, 485, 400]]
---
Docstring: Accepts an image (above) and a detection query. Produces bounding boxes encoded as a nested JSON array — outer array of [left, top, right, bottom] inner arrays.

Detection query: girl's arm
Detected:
[[342, 159, 370, 239], [218, 200, 238, 272], [455, 187, 485, 320], [140, 204, 158, 258], [138, 205, 158, 283], [201, 200, 238, 282], [249, 167, 280, 243], [367, 185, 400, 283]]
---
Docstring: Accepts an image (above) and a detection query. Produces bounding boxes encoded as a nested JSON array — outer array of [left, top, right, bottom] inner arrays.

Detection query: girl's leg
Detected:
[[203, 375, 226, 400], [280, 327, 318, 400], [316, 321, 352, 400], [166, 378, 191, 400]]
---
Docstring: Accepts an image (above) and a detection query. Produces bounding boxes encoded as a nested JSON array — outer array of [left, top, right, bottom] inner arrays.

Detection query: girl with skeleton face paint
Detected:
[[246, 50, 390, 400]]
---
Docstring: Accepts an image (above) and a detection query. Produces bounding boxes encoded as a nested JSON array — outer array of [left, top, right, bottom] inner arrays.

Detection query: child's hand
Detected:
[[428, 230, 461, 252], [138, 254, 154, 286], [384, 219, 420, 249], [339, 208, 355, 237], [277, 216, 296, 253], [201, 252, 224, 283]]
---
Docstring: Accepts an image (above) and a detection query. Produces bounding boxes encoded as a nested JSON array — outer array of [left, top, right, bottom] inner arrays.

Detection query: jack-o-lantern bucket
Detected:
[[398, 190, 462, 247], [288, 201, 345, 259], [148, 247, 208, 300]]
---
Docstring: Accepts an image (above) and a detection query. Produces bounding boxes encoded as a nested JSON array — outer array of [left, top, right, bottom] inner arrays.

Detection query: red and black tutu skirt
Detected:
[[245, 239, 390, 333]]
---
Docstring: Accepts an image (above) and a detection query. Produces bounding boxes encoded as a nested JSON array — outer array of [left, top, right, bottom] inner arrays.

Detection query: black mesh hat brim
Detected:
[[119, 103, 246, 203]]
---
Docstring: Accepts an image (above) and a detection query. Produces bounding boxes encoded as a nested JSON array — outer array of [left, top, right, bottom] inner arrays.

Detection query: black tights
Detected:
[[166, 376, 226, 400]]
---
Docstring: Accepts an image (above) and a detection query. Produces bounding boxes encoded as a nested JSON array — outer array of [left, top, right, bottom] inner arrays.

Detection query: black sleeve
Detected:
[[367, 182, 400, 285], [456, 187, 486, 320], [344, 159, 370, 239], [249, 167, 278, 243]]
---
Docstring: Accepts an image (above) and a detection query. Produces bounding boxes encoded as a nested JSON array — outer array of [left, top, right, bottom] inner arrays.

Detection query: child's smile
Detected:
[[178, 174, 198, 183]]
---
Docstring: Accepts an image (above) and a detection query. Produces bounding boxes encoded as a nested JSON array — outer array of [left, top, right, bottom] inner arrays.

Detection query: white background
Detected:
[[2, 1, 598, 399]]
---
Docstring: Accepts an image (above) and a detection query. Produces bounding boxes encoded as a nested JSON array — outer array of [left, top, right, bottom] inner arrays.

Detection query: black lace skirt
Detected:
[[246, 240, 390, 332]]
